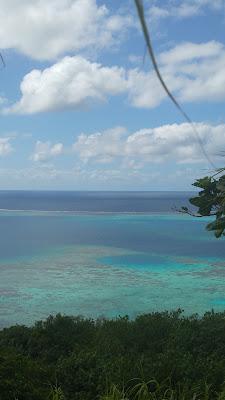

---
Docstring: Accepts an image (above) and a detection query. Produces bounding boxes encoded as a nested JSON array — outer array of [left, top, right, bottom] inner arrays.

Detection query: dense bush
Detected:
[[1, 311, 225, 399]]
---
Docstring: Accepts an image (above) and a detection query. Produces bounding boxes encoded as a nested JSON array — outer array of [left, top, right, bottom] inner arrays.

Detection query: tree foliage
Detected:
[[181, 173, 225, 237], [2, 312, 225, 399]]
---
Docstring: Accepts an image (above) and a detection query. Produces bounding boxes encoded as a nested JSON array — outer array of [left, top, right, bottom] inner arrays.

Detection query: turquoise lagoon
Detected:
[[0, 210, 225, 327]]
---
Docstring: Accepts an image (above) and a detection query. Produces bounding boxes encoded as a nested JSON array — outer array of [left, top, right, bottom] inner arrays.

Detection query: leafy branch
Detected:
[[180, 174, 225, 237]]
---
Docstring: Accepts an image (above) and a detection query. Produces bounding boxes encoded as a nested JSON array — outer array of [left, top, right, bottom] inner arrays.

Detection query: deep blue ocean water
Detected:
[[0, 191, 224, 327], [0, 190, 194, 212]]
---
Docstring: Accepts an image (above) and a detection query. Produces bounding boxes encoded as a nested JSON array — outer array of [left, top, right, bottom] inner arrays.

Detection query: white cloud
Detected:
[[73, 127, 127, 163], [148, 0, 224, 21], [149, 3, 201, 20], [4, 56, 127, 114], [0, 0, 133, 60], [0, 138, 13, 156], [127, 68, 166, 108], [1, 122, 225, 189], [31, 141, 63, 162], [127, 41, 225, 107], [3, 41, 225, 114], [72, 123, 225, 165], [159, 41, 223, 64], [0, 163, 160, 189], [128, 54, 143, 65]]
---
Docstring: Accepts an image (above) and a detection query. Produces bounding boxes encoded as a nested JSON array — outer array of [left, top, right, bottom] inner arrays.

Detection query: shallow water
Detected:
[[0, 209, 225, 327]]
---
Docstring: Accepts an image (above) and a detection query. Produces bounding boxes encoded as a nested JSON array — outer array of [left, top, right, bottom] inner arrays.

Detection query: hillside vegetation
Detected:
[[1, 310, 225, 399]]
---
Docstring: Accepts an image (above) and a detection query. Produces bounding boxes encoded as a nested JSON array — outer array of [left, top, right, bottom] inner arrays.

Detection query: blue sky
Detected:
[[0, 0, 224, 190]]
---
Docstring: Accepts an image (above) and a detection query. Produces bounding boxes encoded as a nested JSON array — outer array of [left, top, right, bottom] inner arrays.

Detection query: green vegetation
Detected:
[[1, 311, 225, 399], [183, 173, 225, 237]]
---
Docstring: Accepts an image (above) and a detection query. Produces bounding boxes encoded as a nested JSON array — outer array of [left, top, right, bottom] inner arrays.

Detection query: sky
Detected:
[[0, 0, 225, 191]]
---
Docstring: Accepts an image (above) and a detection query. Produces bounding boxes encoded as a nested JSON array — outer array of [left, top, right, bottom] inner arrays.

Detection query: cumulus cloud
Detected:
[[31, 141, 63, 162], [0, 0, 133, 60], [3, 41, 225, 114], [0, 138, 14, 156], [4, 56, 127, 114], [73, 127, 127, 163], [1, 122, 225, 189], [128, 40, 225, 107], [72, 123, 225, 165]]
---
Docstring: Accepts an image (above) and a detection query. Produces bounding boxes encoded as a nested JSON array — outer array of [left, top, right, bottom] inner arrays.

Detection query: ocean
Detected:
[[0, 190, 224, 327]]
